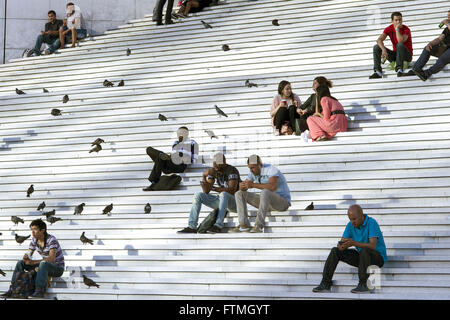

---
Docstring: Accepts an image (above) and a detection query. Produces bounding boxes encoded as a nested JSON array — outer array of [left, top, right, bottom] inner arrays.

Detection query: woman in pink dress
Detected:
[[306, 84, 347, 141], [270, 80, 302, 135]]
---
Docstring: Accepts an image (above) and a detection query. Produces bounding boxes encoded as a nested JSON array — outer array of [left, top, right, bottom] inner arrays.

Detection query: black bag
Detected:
[[197, 208, 228, 233], [432, 42, 449, 58], [10, 270, 36, 299], [151, 174, 182, 191]]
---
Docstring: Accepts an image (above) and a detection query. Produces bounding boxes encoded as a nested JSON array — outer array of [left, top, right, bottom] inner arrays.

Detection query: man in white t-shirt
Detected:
[[57, 2, 87, 50]]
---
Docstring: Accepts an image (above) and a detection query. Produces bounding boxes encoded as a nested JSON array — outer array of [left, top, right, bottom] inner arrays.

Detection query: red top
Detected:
[[383, 24, 413, 55]]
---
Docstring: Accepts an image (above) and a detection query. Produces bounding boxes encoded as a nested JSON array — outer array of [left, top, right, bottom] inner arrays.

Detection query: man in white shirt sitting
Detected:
[[58, 2, 87, 50]]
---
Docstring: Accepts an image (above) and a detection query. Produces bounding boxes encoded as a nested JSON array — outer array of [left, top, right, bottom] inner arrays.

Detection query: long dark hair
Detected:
[[316, 84, 337, 113], [314, 76, 333, 88], [277, 80, 295, 102]]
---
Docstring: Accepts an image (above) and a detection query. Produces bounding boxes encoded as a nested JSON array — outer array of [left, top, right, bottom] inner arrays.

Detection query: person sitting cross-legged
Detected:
[[230, 155, 291, 233], [312, 204, 387, 294], [178, 152, 240, 234], [1, 219, 65, 299]]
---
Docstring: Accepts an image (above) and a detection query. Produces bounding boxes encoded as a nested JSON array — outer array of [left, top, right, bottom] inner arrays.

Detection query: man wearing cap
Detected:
[[231, 155, 291, 233], [143, 126, 198, 191], [178, 153, 240, 234]]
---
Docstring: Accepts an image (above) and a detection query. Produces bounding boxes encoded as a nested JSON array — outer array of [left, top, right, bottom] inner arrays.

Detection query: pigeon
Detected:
[[245, 79, 258, 88], [272, 19, 280, 26], [11, 216, 24, 226], [16, 88, 25, 95], [62, 94, 69, 104], [91, 138, 105, 146], [158, 114, 168, 121], [51, 108, 62, 116], [37, 201, 46, 211], [80, 232, 94, 245], [26, 184, 34, 197], [82, 275, 100, 288], [43, 88, 49, 93], [201, 20, 213, 29], [103, 79, 114, 87], [0, 269, 5, 277], [204, 129, 218, 139], [214, 105, 228, 117], [305, 202, 314, 210], [47, 216, 62, 225], [222, 44, 230, 52], [15, 234, 31, 244], [74, 203, 85, 215], [118, 80, 125, 87], [89, 144, 102, 153], [102, 203, 113, 215], [43, 209, 56, 219], [126, 48, 131, 56], [144, 203, 152, 214]]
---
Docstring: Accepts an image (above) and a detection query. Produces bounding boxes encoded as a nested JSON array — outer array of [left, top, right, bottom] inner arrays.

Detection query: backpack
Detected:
[[150, 174, 182, 191], [197, 208, 228, 233], [10, 270, 36, 299]]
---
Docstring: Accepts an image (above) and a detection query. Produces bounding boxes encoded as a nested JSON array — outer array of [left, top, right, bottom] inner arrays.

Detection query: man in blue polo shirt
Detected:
[[231, 154, 291, 233], [313, 204, 387, 294]]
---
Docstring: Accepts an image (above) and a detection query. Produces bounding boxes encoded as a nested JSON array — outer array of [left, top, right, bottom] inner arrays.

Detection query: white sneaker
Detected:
[[301, 130, 310, 142], [273, 129, 280, 136]]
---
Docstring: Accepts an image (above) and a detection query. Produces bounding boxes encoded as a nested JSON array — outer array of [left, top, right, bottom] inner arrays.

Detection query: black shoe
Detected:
[[206, 225, 222, 234], [164, 20, 174, 25], [412, 68, 428, 81], [159, 153, 170, 161], [142, 183, 157, 191], [312, 281, 332, 293], [156, 21, 163, 26], [397, 70, 415, 77], [177, 227, 197, 233], [369, 72, 382, 79], [350, 282, 370, 294]]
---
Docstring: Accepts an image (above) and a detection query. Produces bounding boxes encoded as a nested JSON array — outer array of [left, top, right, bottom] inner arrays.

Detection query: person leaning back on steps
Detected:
[[369, 11, 415, 79], [143, 126, 198, 191], [230, 155, 291, 233], [412, 9, 450, 82], [313, 204, 387, 294], [178, 152, 240, 234], [1, 219, 65, 299]]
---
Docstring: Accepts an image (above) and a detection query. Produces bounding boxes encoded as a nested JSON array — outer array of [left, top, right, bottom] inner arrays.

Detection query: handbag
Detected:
[[432, 42, 448, 58]]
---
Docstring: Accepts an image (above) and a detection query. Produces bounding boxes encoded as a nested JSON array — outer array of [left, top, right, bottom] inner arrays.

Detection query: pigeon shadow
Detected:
[[0, 137, 24, 151], [93, 255, 118, 267], [124, 244, 139, 256]]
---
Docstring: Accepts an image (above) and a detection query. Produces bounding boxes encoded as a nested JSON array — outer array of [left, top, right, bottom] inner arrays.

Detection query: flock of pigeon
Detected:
[[0, 18, 285, 292]]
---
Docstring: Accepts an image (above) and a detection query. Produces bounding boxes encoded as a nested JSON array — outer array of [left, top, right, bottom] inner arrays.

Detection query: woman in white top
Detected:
[[59, 2, 87, 49]]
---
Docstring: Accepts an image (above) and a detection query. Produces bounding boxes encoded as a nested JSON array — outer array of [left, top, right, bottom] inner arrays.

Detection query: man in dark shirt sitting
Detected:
[[28, 10, 63, 57], [412, 10, 450, 81], [178, 152, 240, 234]]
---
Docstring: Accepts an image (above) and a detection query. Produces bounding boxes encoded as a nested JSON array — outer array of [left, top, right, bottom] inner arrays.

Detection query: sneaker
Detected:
[[412, 68, 428, 81], [369, 72, 382, 79], [26, 49, 35, 57], [229, 225, 250, 233], [30, 287, 45, 299], [206, 225, 222, 234], [177, 227, 197, 233], [273, 129, 280, 136], [312, 281, 332, 293], [44, 49, 51, 55], [249, 226, 263, 233], [350, 282, 370, 294], [397, 70, 415, 77]]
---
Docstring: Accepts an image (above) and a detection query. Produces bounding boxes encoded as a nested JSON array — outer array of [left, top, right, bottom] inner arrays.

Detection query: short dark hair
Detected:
[[67, 2, 74, 6], [30, 219, 47, 234], [247, 154, 262, 165], [178, 126, 189, 131], [48, 10, 56, 16], [391, 12, 402, 20]]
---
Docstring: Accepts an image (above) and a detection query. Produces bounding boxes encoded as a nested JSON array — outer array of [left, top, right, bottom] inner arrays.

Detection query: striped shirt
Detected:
[[29, 234, 65, 268]]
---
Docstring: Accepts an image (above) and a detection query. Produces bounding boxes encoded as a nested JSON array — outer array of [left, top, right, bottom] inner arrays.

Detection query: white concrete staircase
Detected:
[[1, 0, 450, 300]]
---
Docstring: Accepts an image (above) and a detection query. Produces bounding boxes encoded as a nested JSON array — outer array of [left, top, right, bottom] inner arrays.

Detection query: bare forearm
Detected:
[[354, 241, 376, 251], [252, 182, 277, 192]]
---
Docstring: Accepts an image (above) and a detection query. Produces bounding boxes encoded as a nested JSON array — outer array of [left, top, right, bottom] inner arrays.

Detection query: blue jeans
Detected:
[[413, 45, 450, 77], [62, 26, 87, 39], [47, 39, 61, 54], [12, 260, 64, 289], [32, 34, 59, 55], [188, 192, 237, 229]]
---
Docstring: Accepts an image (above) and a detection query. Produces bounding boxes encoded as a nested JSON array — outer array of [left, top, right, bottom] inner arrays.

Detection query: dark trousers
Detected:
[[321, 247, 384, 286], [288, 105, 309, 133], [12, 260, 64, 289], [373, 43, 412, 72], [413, 45, 450, 77], [155, 0, 174, 24], [273, 107, 291, 133], [146, 146, 186, 183]]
